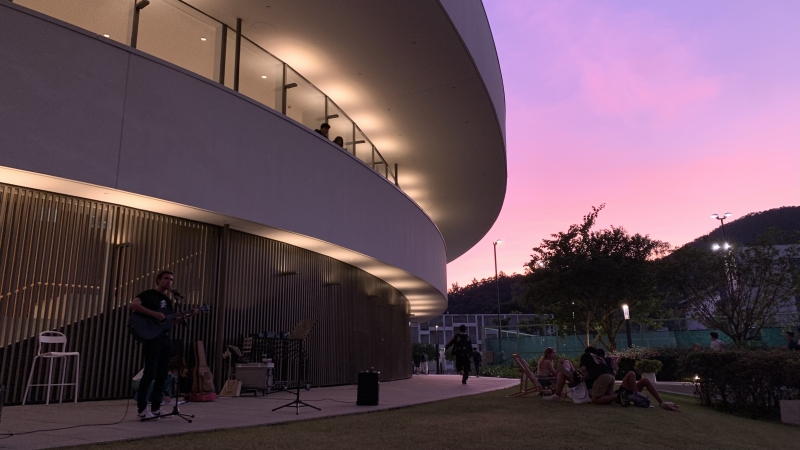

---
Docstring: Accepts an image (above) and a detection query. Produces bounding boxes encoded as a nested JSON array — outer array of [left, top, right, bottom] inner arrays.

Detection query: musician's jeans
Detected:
[[137, 335, 172, 413]]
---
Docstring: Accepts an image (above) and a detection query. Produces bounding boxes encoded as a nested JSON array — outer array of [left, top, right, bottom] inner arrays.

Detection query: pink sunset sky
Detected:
[[447, 0, 800, 288]]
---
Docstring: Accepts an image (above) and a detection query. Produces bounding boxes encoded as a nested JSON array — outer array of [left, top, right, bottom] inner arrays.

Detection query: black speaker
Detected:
[[356, 371, 380, 406]]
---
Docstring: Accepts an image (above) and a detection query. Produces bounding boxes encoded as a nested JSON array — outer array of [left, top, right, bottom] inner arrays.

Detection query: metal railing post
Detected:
[[130, 0, 150, 49], [233, 18, 242, 91]]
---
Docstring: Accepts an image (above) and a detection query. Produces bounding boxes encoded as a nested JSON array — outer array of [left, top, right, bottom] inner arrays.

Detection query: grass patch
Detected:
[[64, 388, 800, 450]]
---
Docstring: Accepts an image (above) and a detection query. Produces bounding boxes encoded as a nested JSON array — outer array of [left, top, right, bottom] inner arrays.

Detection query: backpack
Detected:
[[624, 392, 651, 408], [453, 334, 472, 359]]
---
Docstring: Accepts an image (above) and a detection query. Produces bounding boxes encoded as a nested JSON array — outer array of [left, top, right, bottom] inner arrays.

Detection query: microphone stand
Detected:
[[165, 292, 194, 422]]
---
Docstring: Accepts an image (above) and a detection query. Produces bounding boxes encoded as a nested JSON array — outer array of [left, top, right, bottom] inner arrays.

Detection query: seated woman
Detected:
[[536, 348, 559, 388], [540, 348, 578, 401]]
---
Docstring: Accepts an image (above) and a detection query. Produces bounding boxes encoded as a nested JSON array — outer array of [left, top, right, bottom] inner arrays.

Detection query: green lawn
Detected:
[[64, 388, 800, 450]]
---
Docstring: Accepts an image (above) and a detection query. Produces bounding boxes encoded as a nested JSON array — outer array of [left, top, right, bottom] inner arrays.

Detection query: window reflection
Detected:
[[137, 0, 220, 80], [239, 39, 283, 112], [326, 100, 352, 152], [16, 0, 132, 45], [285, 67, 326, 133], [15, 0, 400, 188], [353, 127, 372, 165]]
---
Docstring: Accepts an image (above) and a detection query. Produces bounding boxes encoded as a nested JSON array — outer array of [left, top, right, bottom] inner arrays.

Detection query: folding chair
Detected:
[[509, 353, 549, 398], [23, 331, 81, 405]]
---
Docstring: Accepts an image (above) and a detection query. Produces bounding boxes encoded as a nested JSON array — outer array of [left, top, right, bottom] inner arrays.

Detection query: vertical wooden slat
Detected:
[[0, 182, 411, 404]]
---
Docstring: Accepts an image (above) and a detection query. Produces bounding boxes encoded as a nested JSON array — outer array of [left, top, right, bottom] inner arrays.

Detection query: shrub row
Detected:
[[480, 365, 521, 379], [680, 349, 800, 420], [611, 347, 695, 381]]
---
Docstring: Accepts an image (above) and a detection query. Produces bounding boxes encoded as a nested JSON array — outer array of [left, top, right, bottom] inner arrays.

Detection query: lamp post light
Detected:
[[435, 324, 439, 374], [622, 304, 632, 348], [711, 213, 732, 251], [493, 239, 503, 357]]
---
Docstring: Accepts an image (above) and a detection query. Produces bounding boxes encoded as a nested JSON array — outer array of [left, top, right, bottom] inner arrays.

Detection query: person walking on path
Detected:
[[412, 351, 422, 374], [472, 347, 482, 377], [421, 351, 429, 374], [710, 332, 725, 351], [446, 325, 473, 384]]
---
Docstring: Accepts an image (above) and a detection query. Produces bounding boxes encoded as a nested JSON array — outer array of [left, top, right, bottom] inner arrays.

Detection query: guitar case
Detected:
[[190, 340, 217, 402]]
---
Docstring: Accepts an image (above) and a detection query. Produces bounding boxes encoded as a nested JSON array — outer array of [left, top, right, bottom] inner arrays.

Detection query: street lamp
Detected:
[[711, 212, 732, 250], [493, 239, 503, 356], [622, 304, 632, 348], [435, 324, 439, 374]]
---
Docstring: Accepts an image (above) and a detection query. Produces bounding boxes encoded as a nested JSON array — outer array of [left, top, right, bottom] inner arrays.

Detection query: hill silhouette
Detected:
[[446, 273, 532, 315]]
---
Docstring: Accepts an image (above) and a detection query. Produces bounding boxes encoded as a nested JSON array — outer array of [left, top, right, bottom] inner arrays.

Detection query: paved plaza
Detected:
[[0, 375, 517, 450]]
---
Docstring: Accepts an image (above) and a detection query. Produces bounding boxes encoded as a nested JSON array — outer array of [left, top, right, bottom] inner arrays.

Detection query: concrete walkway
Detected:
[[0, 375, 517, 450]]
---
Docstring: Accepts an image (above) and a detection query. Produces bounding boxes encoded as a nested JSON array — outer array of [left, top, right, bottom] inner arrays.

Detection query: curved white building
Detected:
[[0, 0, 505, 403]]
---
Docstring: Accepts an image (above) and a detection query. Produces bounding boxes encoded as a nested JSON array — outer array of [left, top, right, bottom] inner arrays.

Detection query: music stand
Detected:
[[273, 319, 319, 415]]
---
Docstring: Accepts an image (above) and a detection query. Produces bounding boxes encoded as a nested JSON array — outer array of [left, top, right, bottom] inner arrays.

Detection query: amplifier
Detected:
[[357, 371, 380, 406]]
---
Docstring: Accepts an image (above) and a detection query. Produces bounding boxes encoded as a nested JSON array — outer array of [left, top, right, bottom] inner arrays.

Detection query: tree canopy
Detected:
[[665, 229, 800, 344], [523, 205, 670, 350]]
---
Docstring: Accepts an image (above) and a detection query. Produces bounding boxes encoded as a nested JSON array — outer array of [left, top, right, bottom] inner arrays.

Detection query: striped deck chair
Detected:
[[509, 353, 551, 397]]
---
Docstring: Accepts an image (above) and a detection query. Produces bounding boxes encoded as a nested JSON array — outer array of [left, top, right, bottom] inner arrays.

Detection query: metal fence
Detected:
[[483, 315, 800, 364]]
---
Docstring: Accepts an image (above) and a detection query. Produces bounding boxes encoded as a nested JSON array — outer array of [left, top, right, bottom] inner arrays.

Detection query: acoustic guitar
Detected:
[[129, 305, 210, 342]]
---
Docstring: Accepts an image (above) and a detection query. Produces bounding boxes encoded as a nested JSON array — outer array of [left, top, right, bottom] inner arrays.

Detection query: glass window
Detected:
[[222, 28, 236, 89], [285, 67, 325, 132], [137, 0, 220, 80], [353, 127, 371, 163], [16, 0, 132, 45], [326, 99, 352, 152], [373, 148, 391, 179], [238, 39, 283, 112]]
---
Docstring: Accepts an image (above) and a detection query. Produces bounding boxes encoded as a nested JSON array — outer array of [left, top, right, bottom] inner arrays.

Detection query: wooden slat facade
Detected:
[[0, 183, 412, 405]]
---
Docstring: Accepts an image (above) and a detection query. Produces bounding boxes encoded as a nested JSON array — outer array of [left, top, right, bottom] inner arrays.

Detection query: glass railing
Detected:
[[15, 0, 399, 187]]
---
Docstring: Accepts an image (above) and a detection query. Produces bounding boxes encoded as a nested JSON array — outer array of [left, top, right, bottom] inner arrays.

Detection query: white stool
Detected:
[[23, 331, 81, 405]]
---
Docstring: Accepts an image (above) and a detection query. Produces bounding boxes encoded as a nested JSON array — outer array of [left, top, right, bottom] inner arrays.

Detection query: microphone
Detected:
[[170, 289, 185, 299]]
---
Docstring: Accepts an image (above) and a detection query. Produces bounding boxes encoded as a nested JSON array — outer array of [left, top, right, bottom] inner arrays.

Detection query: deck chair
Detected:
[[509, 353, 550, 398]]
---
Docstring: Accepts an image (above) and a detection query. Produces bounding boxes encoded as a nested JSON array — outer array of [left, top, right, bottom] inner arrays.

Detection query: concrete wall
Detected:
[[0, 3, 446, 296], [438, 0, 506, 143]]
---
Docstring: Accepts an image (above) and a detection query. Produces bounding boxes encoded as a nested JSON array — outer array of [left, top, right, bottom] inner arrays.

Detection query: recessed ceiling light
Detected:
[[261, 75, 267, 79], [103, 34, 110, 38], [200, 37, 207, 41]]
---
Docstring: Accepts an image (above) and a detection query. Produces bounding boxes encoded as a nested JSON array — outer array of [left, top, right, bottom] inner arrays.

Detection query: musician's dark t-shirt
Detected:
[[136, 289, 173, 314], [135, 289, 174, 340]]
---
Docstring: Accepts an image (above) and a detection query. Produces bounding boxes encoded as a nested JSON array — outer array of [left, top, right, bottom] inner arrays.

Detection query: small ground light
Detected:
[[103, 34, 109, 37], [262, 75, 267, 79], [200, 37, 207, 41]]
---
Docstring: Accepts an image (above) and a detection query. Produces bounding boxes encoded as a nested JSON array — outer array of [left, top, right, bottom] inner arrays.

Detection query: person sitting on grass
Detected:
[[577, 346, 617, 405], [594, 348, 667, 408], [541, 351, 580, 401]]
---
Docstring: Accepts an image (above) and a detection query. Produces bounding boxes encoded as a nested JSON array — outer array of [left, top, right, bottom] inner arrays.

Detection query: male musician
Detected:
[[129, 270, 193, 419]]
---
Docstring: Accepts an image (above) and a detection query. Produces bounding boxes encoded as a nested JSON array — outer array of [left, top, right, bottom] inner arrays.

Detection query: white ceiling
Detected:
[[183, 0, 507, 262]]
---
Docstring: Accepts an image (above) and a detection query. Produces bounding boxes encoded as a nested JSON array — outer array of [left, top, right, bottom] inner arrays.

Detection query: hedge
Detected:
[[609, 347, 695, 381], [680, 349, 800, 420], [480, 365, 521, 379]]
